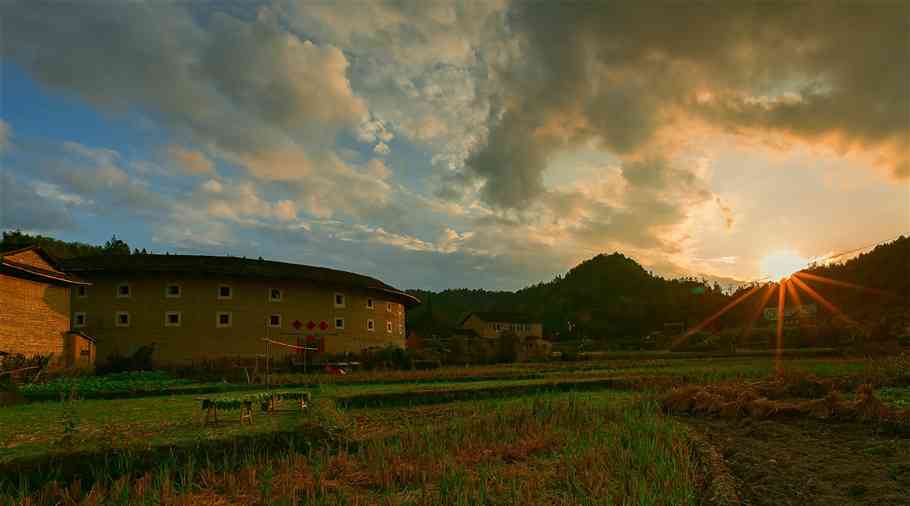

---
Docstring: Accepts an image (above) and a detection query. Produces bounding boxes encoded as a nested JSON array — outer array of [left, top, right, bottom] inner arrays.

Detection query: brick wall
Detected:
[[0, 273, 70, 359]]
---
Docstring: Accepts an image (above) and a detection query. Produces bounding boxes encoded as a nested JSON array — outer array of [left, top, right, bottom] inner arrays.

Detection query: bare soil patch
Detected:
[[686, 416, 910, 506]]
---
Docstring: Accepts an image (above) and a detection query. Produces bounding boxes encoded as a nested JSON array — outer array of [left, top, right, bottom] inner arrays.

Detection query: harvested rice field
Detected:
[[1, 353, 908, 504]]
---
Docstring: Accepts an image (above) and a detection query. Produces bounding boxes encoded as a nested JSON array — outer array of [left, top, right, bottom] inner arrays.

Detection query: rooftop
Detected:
[[61, 254, 420, 307], [0, 246, 89, 286]]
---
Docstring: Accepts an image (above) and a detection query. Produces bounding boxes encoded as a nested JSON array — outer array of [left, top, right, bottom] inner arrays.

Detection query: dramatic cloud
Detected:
[[456, 1, 910, 212], [2, 1, 907, 289], [2, 2, 368, 184], [286, 0, 509, 166]]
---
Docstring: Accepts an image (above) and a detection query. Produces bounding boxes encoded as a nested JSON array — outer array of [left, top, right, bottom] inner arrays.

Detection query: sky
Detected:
[[1, 1, 908, 291]]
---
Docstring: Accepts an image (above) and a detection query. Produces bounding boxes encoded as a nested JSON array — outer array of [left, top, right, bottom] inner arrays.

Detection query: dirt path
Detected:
[[686, 416, 910, 505]]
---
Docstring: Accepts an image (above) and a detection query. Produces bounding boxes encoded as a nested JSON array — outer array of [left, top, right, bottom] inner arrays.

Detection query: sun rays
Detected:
[[676, 268, 889, 368]]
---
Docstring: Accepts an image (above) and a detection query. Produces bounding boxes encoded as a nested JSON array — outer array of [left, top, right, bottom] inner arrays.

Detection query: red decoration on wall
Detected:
[[292, 320, 303, 331], [319, 320, 328, 331], [306, 320, 316, 330]]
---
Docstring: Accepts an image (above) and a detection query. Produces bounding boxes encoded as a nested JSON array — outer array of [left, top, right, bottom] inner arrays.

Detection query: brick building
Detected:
[[62, 254, 420, 366], [0, 246, 95, 367]]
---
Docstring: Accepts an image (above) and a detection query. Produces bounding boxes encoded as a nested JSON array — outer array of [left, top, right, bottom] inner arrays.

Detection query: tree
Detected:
[[102, 235, 131, 255], [1, 230, 103, 258]]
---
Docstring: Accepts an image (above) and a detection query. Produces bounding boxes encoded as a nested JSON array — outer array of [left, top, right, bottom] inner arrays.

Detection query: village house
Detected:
[[456, 312, 550, 362], [0, 246, 96, 368], [458, 312, 544, 339], [61, 254, 420, 366]]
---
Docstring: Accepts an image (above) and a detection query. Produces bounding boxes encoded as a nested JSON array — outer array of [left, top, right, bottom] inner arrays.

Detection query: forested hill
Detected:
[[720, 235, 910, 330], [801, 235, 910, 322], [407, 253, 731, 342], [805, 235, 909, 298]]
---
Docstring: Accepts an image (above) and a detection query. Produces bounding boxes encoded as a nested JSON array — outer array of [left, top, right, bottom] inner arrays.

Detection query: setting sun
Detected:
[[760, 251, 809, 281]]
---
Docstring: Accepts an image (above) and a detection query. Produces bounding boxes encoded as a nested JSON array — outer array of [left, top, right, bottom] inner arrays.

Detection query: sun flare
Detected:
[[760, 251, 808, 281]]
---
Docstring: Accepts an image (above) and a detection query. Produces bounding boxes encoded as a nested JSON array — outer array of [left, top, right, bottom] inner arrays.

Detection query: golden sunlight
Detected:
[[760, 250, 808, 281]]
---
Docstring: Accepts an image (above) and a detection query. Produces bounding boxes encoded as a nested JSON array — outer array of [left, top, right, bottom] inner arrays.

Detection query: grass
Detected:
[[878, 387, 910, 409], [0, 355, 885, 464], [3, 393, 700, 505], [2, 354, 905, 504], [0, 377, 637, 463]]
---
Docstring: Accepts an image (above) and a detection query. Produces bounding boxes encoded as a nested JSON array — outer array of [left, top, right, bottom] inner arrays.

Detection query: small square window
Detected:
[[366, 298, 374, 309], [218, 285, 232, 299], [367, 319, 374, 331], [335, 317, 345, 330], [117, 284, 131, 298], [76, 286, 87, 298], [334, 293, 345, 308], [116, 311, 130, 327], [386, 320, 393, 333], [165, 311, 181, 327], [166, 284, 181, 298], [269, 288, 282, 302], [269, 314, 282, 328], [216, 312, 232, 328], [74, 312, 86, 328]]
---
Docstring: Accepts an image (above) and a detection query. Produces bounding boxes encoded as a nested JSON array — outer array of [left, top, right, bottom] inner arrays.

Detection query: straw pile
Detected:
[[660, 383, 909, 426]]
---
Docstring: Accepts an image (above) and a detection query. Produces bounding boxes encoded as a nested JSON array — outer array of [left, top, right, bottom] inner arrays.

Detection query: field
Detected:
[[1, 353, 908, 505]]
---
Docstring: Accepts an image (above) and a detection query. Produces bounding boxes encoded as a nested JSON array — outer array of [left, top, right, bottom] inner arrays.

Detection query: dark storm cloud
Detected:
[[460, 1, 910, 210]]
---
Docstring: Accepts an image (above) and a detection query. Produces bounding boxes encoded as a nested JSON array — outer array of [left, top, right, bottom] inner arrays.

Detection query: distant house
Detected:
[[0, 246, 95, 368], [458, 312, 550, 362], [459, 312, 543, 339]]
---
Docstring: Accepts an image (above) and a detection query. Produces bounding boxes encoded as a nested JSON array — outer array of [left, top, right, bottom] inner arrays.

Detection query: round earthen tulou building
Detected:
[[61, 254, 420, 366]]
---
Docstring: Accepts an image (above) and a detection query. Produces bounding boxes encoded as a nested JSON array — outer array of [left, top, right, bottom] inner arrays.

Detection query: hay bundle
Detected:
[[736, 388, 762, 404], [772, 401, 805, 417], [693, 390, 724, 415], [803, 391, 845, 419], [708, 383, 745, 402], [745, 398, 777, 418], [660, 386, 701, 414], [717, 399, 747, 418], [851, 384, 890, 421]]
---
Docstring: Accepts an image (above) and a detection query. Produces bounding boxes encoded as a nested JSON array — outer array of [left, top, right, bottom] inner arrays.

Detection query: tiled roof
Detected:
[[61, 254, 420, 306], [0, 247, 89, 286]]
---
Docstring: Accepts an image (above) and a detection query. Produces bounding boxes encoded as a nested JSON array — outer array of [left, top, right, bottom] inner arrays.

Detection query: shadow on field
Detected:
[[686, 416, 910, 506]]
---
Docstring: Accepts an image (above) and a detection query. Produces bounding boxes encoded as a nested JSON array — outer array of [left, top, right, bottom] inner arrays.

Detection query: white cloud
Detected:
[[32, 182, 89, 206], [201, 179, 223, 193], [373, 142, 390, 155], [3, 2, 371, 193]]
